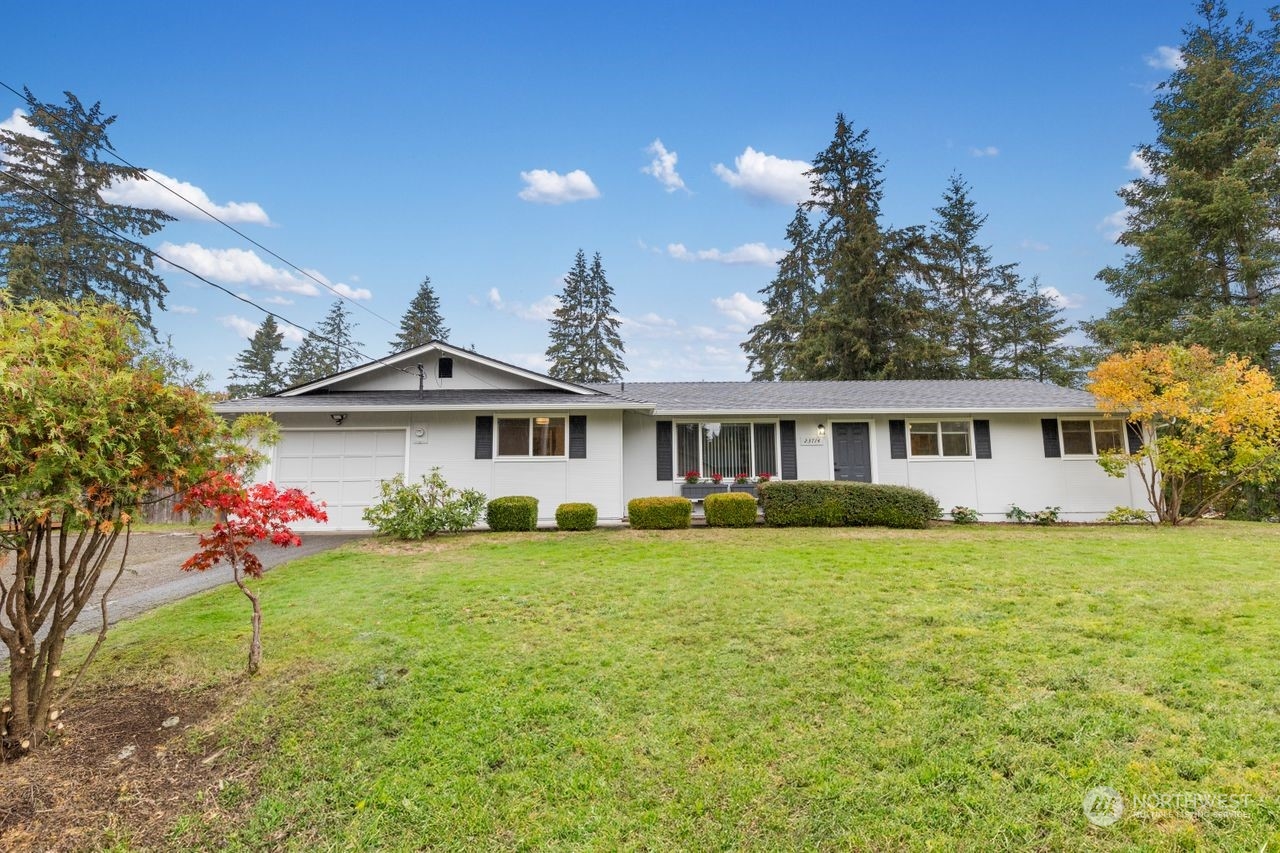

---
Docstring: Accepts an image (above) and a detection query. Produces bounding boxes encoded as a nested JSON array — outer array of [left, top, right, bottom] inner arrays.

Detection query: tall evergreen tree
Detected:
[[742, 206, 819, 380], [0, 89, 173, 334], [286, 300, 363, 386], [546, 250, 626, 382], [392, 275, 450, 350], [791, 114, 930, 379], [998, 274, 1080, 386], [1085, 1, 1280, 369], [227, 315, 287, 398]]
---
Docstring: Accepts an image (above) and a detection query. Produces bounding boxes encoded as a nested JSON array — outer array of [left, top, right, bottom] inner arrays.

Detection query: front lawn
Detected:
[[17, 524, 1280, 849]]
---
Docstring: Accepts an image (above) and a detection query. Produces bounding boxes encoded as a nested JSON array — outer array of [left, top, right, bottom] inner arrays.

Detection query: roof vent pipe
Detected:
[[417, 363, 424, 394]]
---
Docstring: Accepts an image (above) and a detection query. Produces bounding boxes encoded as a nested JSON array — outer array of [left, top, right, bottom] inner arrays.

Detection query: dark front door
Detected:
[[832, 422, 872, 482]]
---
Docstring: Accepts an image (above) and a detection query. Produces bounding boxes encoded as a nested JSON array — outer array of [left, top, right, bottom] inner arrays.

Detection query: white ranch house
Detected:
[[216, 341, 1150, 529]]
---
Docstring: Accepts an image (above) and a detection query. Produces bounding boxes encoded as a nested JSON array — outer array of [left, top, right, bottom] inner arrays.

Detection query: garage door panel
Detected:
[[274, 430, 405, 531]]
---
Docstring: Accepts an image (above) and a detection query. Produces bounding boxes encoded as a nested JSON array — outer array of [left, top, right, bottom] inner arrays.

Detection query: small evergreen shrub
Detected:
[[950, 506, 980, 524], [556, 502, 597, 531], [757, 481, 940, 529], [1103, 505, 1152, 524], [627, 496, 692, 529], [1007, 504, 1061, 525], [362, 469, 486, 539], [704, 492, 759, 527], [486, 495, 539, 532]]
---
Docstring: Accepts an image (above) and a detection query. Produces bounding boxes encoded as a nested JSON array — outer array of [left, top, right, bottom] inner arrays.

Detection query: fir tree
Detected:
[[227, 315, 287, 398], [1086, 1, 1280, 369], [546, 250, 626, 382], [0, 90, 173, 334], [286, 300, 363, 386], [1000, 274, 1081, 386], [392, 275, 450, 351], [742, 206, 819, 380], [2, 244, 41, 299], [791, 114, 930, 380]]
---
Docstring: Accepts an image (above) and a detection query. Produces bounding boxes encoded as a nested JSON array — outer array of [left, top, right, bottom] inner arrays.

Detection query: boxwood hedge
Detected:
[[555, 502, 597, 531], [486, 495, 539, 532], [757, 481, 940, 529], [703, 492, 759, 528], [627, 496, 692, 530]]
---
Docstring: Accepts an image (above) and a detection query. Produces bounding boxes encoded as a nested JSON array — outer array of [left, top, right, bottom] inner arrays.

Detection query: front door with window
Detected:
[[832, 422, 872, 482]]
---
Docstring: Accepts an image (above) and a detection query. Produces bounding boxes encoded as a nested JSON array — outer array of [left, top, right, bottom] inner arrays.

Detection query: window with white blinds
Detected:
[[675, 422, 776, 478]]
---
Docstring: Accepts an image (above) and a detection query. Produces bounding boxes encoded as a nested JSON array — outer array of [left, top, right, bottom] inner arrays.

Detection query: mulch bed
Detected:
[[0, 685, 247, 851]]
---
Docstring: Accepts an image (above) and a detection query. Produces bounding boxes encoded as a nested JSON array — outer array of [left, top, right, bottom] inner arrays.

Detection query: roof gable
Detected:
[[278, 341, 599, 397]]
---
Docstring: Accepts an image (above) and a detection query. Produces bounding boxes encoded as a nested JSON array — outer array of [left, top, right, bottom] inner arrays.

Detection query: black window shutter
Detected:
[[475, 416, 493, 459], [1126, 421, 1143, 453], [569, 415, 587, 459], [1041, 418, 1061, 458], [779, 420, 798, 480], [655, 420, 673, 481], [888, 420, 907, 459], [973, 419, 992, 459]]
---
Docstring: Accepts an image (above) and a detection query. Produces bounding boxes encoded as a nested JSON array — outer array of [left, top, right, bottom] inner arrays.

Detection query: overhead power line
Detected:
[[0, 80, 399, 330], [0, 167, 415, 380]]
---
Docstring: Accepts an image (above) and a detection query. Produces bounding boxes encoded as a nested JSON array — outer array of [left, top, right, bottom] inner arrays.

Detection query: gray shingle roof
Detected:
[[216, 389, 640, 413], [589, 380, 1099, 413]]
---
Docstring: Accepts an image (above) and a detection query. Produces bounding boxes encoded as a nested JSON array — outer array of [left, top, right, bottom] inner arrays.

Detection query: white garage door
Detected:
[[275, 429, 406, 530]]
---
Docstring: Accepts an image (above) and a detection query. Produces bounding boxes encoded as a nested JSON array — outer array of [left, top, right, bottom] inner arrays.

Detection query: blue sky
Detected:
[[3, 1, 1268, 384]]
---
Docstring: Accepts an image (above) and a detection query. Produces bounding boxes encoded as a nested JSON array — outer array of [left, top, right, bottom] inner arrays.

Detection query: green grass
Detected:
[[70, 525, 1280, 849]]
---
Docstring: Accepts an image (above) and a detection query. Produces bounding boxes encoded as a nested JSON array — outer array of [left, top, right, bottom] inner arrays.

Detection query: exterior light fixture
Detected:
[[817, 423, 826, 437], [330, 413, 347, 425], [534, 416, 550, 425]]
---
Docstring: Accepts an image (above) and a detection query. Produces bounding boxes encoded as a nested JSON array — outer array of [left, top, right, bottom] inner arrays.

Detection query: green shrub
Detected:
[[627, 496, 692, 530], [361, 468, 487, 539], [1008, 504, 1061, 525], [555, 502, 597, 531], [486, 495, 539, 532], [1103, 505, 1153, 524], [757, 481, 940, 529], [704, 492, 759, 528], [950, 506, 980, 524]]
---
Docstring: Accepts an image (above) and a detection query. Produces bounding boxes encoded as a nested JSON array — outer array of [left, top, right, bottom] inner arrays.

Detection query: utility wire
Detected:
[[0, 80, 399, 330], [0, 167, 416, 380]]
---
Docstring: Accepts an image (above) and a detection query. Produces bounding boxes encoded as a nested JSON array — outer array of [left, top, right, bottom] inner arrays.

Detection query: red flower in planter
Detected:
[[756, 472, 773, 482], [709, 473, 724, 484], [734, 472, 750, 484], [682, 470, 701, 484]]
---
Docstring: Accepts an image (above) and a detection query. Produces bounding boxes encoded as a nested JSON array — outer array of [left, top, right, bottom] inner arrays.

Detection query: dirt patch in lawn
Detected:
[[0, 684, 249, 851]]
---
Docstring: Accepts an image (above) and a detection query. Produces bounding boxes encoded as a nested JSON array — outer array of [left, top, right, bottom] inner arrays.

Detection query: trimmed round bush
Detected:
[[556, 502, 597, 531], [757, 481, 940, 529], [627, 496, 692, 530], [486, 495, 538, 532], [704, 492, 758, 528]]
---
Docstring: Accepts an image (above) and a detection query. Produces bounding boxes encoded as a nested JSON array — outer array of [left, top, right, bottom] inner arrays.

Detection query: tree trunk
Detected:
[[233, 560, 263, 675]]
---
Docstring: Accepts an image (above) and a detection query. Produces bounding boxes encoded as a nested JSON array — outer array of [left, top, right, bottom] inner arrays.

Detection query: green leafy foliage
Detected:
[[1006, 505, 1061, 525], [703, 492, 758, 528], [392, 275, 450, 351], [286, 300, 364, 387], [361, 470, 486, 539], [627, 497, 692, 530], [1103, 505, 1154, 525], [949, 506, 980, 524], [227, 315, 287, 398], [486, 496, 539, 532], [546, 250, 626, 382], [555, 502, 597, 531], [758, 481, 940, 529]]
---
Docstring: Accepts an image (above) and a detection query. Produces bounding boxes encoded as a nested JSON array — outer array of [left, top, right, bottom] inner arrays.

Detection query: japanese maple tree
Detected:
[[178, 473, 326, 674]]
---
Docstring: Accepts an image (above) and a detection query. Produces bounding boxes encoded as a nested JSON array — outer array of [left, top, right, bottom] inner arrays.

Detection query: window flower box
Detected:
[[681, 483, 727, 501]]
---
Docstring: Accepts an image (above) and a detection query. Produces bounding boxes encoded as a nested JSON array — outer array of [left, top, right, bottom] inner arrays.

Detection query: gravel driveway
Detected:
[[2, 530, 364, 655]]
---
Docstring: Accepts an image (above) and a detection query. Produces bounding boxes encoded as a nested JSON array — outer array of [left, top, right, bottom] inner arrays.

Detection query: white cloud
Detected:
[[1126, 150, 1153, 179], [0, 108, 46, 140], [517, 168, 601, 204], [158, 242, 319, 296], [667, 241, 784, 266], [506, 352, 552, 372], [1018, 239, 1050, 252], [169, 304, 198, 315], [101, 169, 272, 225], [1146, 45, 1186, 71], [642, 138, 686, 192], [486, 287, 560, 321], [1039, 285, 1083, 309], [1100, 208, 1129, 242], [712, 292, 767, 329], [712, 146, 810, 204], [332, 282, 373, 301], [222, 314, 306, 344], [969, 145, 1000, 158]]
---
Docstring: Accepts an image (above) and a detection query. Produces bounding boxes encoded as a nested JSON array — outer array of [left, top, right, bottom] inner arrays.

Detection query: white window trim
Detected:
[[905, 419, 975, 461], [495, 414, 568, 460], [673, 420, 780, 479], [1059, 418, 1125, 458]]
